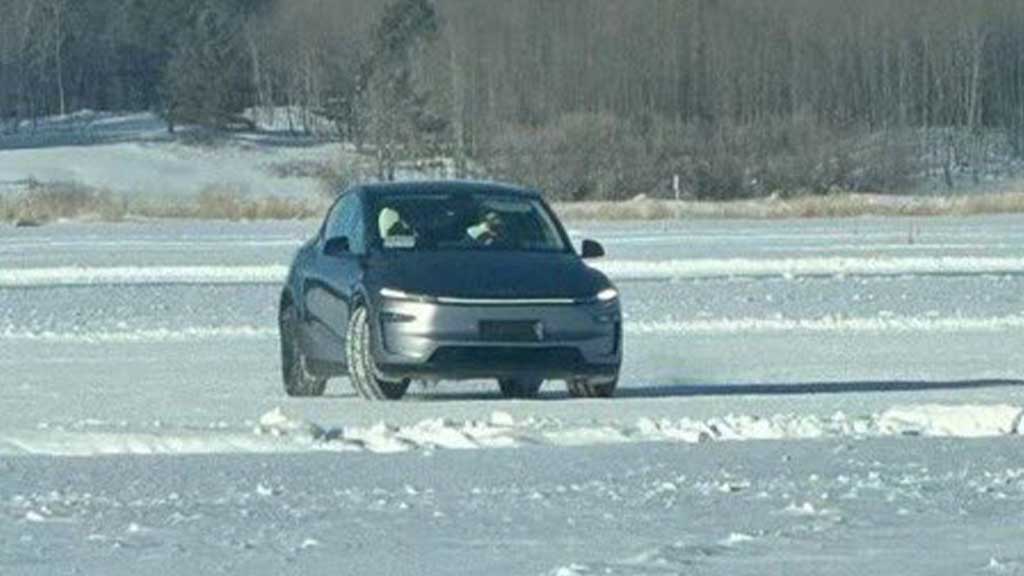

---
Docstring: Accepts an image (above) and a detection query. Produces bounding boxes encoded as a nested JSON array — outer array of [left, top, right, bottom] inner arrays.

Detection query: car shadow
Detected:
[[322, 378, 1024, 402], [616, 378, 1024, 399], [394, 378, 1024, 402]]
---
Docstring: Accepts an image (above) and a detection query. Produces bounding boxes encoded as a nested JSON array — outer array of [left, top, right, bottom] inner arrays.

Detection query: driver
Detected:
[[468, 210, 507, 245]]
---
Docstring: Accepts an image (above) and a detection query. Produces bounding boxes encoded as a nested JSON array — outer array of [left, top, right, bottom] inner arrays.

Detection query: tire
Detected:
[[346, 306, 410, 401], [498, 377, 544, 399], [567, 377, 618, 399], [279, 303, 327, 398]]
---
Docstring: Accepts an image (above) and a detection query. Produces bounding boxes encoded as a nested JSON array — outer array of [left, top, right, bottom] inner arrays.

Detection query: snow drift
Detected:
[[2, 404, 1019, 457]]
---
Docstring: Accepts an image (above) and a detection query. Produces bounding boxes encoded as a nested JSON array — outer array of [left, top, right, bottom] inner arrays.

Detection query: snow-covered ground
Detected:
[[0, 111, 343, 199], [0, 110, 456, 202], [2, 216, 1024, 574]]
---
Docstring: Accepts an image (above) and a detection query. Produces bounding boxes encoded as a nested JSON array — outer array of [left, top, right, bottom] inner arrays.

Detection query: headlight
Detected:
[[380, 287, 411, 300], [596, 288, 619, 302], [379, 287, 437, 304]]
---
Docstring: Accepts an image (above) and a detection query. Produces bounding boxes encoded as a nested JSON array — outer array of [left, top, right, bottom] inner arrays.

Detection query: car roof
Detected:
[[357, 180, 541, 199]]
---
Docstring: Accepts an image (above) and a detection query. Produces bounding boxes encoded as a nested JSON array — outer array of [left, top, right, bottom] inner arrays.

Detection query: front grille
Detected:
[[429, 346, 583, 368], [479, 320, 543, 342]]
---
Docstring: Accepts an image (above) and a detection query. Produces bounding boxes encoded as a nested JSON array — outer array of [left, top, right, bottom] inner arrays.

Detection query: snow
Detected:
[[596, 255, 1024, 280], [3, 215, 1024, 574], [9, 439, 1021, 576], [0, 265, 288, 287], [242, 106, 338, 135], [7, 255, 1024, 287], [0, 111, 342, 199], [877, 404, 1024, 438], [0, 325, 276, 344], [3, 403, 1020, 457], [630, 314, 1024, 334], [0, 110, 460, 201]]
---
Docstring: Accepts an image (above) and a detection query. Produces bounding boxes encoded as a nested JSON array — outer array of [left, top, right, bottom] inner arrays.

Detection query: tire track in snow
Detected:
[[630, 314, 1024, 334], [4, 314, 1024, 343], [4, 255, 1024, 287], [595, 256, 1024, 281], [0, 265, 288, 287], [0, 326, 277, 343]]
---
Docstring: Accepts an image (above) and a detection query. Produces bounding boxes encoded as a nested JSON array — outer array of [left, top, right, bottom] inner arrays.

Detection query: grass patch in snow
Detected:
[[0, 180, 127, 225], [1, 180, 325, 225], [7, 179, 1024, 225]]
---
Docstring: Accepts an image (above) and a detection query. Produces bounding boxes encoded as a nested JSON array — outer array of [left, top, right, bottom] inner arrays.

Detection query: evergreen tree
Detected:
[[162, 1, 253, 132], [359, 0, 446, 180]]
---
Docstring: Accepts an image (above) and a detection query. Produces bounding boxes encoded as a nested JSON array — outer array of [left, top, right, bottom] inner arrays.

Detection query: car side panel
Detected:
[[302, 249, 362, 365], [294, 190, 366, 368], [284, 243, 328, 366]]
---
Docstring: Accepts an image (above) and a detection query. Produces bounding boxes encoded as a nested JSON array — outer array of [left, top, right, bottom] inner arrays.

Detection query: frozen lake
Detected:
[[2, 216, 1024, 428], [2, 215, 1024, 574]]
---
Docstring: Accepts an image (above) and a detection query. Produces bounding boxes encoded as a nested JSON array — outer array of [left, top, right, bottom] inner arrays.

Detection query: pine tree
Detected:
[[358, 0, 446, 180], [161, 1, 256, 132]]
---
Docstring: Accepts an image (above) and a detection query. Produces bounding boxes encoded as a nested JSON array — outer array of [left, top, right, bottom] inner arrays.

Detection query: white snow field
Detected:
[[0, 111, 344, 199], [3, 216, 1024, 574]]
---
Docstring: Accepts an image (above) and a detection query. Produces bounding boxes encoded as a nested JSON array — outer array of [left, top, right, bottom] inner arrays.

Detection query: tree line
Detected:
[[2, 0, 1024, 199]]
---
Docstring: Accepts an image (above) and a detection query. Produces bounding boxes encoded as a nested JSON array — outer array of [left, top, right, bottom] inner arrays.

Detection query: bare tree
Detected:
[[46, 0, 67, 117], [4, 0, 1024, 198]]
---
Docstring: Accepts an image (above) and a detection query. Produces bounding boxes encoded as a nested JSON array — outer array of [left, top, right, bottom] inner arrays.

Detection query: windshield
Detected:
[[370, 193, 568, 253]]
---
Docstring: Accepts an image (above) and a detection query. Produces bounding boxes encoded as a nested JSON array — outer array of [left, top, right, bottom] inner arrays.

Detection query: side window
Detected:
[[325, 194, 355, 242], [324, 193, 366, 254], [348, 196, 367, 254]]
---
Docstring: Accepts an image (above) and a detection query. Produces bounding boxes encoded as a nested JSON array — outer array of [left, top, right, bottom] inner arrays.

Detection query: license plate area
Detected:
[[479, 320, 544, 342]]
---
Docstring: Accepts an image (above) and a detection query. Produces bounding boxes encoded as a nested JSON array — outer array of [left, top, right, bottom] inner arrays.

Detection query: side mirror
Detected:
[[581, 239, 605, 260], [324, 236, 351, 257]]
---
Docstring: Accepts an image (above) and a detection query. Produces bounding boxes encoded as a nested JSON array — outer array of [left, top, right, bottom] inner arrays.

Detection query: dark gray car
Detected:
[[279, 181, 622, 400]]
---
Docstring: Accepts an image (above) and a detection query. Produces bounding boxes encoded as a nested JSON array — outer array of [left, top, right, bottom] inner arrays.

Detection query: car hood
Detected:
[[368, 251, 610, 300]]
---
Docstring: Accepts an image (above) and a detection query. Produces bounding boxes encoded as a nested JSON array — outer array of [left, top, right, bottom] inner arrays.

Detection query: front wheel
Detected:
[[498, 377, 544, 399], [279, 303, 327, 397], [346, 306, 410, 401], [567, 377, 618, 399]]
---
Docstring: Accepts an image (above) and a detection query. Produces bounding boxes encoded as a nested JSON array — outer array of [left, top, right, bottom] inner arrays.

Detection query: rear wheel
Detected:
[[279, 303, 327, 397], [498, 377, 544, 399], [567, 377, 618, 399], [347, 306, 410, 401]]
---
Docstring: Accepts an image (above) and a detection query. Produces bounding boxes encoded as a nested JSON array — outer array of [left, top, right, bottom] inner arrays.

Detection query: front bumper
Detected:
[[373, 296, 622, 381]]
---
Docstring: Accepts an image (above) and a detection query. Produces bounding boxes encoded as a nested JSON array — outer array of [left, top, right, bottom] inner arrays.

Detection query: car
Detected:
[[278, 181, 622, 401]]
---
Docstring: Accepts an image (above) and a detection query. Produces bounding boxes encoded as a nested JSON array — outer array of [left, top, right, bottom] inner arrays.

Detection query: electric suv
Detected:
[[279, 181, 622, 400]]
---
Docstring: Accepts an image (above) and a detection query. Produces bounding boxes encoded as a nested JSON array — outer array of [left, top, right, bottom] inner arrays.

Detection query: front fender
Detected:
[[284, 240, 316, 319]]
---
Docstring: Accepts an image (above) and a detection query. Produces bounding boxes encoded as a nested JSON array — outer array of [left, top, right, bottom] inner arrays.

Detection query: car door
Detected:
[[302, 191, 366, 364]]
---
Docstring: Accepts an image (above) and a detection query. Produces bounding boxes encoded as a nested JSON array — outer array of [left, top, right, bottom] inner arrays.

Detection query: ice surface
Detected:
[[596, 255, 1024, 280], [0, 264, 288, 287], [3, 216, 1024, 574], [3, 439, 1023, 576]]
